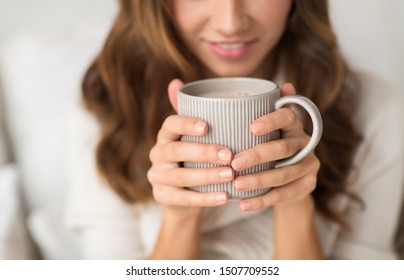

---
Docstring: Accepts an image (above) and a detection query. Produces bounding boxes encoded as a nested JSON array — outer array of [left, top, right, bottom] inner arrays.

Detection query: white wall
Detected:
[[0, 0, 116, 41], [330, 0, 404, 89]]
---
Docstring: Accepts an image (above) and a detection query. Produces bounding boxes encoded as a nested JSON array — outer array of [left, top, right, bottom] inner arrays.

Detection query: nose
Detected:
[[210, 0, 249, 37]]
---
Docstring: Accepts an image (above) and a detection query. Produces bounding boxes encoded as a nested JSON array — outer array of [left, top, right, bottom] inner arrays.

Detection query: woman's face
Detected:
[[171, 0, 293, 78]]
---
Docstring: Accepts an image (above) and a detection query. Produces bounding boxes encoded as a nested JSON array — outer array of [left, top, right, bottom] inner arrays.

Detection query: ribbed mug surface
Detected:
[[178, 78, 280, 199]]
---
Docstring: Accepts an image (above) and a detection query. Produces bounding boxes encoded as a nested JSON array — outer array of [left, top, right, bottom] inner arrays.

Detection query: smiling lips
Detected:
[[207, 39, 257, 59]]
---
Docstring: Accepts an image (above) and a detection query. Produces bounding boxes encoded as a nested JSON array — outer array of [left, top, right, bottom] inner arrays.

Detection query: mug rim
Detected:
[[179, 77, 279, 100]]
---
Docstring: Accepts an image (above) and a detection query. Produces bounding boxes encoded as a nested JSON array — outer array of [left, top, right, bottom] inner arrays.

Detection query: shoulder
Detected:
[[67, 94, 100, 145], [332, 72, 404, 260], [348, 70, 404, 191], [65, 95, 138, 227]]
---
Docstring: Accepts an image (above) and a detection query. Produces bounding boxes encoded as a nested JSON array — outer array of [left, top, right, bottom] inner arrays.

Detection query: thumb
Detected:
[[280, 83, 297, 109], [280, 83, 297, 97], [168, 79, 184, 113]]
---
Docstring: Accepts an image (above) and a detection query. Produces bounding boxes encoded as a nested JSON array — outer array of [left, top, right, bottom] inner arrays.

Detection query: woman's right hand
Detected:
[[147, 79, 233, 217]]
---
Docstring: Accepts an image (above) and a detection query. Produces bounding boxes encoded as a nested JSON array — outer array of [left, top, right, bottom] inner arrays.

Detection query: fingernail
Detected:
[[251, 122, 265, 135], [232, 156, 246, 170], [218, 149, 232, 162], [215, 194, 228, 202], [240, 201, 252, 211], [218, 168, 233, 179], [194, 121, 206, 134]]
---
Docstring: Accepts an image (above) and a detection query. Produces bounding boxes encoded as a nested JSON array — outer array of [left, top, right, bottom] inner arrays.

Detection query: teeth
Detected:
[[217, 43, 245, 50]]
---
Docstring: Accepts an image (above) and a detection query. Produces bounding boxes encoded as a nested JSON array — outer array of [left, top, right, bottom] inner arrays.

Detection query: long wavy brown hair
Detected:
[[82, 0, 362, 226]]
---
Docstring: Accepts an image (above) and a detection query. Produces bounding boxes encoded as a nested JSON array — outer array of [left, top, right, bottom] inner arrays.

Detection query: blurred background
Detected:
[[0, 0, 403, 259]]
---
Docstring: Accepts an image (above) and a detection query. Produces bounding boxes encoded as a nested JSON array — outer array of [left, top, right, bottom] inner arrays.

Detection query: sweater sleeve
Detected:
[[331, 74, 404, 259], [64, 97, 147, 259]]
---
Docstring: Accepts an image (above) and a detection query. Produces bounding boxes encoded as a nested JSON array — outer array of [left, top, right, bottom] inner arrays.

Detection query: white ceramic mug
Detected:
[[178, 77, 322, 199]]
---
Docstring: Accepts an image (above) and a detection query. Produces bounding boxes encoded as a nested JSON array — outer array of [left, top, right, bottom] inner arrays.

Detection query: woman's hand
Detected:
[[147, 79, 233, 217], [231, 83, 321, 212], [148, 79, 234, 259]]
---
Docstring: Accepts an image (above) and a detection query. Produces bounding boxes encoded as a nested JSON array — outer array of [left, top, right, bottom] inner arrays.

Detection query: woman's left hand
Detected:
[[231, 83, 321, 212]]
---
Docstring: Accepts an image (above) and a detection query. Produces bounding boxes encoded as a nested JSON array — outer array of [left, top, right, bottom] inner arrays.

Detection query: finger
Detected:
[[168, 79, 184, 113], [239, 174, 317, 211], [231, 136, 307, 171], [148, 166, 235, 187], [234, 155, 319, 191], [157, 115, 208, 144], [280, 83, 297, 97], [251, 107, 298, 136], [153, 185, 229, 207], [160, 141, 233, 165]]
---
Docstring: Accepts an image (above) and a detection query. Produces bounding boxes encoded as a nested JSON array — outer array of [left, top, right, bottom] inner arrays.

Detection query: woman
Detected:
[[66, 0, 404, 259]]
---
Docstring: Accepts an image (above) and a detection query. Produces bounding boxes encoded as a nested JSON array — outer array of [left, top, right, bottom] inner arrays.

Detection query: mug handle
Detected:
[[274, 95, 323, 168]]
